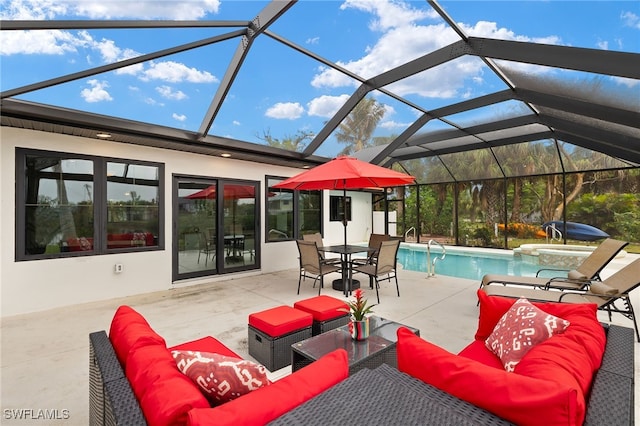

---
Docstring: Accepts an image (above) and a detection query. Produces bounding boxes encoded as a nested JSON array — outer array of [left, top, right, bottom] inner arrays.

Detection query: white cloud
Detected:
[[0, 29, 79, 55], [144, 97, 164, 106], [265, 102, 304, 120], [341, 0, 436, 32], [379, 120, 409, 130], [313, 1, 565, 99], [1, 0, 221, 20], [597, 40, 609, 50], [156, 85, 187, 100], [307, 95, 350, 118], [306, 37, 320, 45], [621, 11, 640, 29], [141, 61, 218, 83], [80, 79, 112, 102], [232, 120, 241, 126], [172, 113, 187, 121]]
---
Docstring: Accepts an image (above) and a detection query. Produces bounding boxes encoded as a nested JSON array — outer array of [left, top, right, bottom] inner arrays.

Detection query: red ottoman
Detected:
[[294, 295, 350, 336], [248, 305, 313, 371]]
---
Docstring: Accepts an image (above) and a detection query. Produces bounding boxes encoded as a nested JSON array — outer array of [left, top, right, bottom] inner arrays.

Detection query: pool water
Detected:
[[397, 246, 542, 281]]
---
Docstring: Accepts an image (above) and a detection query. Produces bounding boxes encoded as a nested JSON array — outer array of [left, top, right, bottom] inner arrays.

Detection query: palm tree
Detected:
[[335, 97, 386, 155], [258, 130, 314, 152]]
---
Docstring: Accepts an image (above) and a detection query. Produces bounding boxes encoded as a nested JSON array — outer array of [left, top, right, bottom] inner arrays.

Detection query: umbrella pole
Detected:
[[343, 184, 347, 249]]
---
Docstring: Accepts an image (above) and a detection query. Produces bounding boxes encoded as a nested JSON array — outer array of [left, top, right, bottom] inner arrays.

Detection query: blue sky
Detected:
[[1, 0, 639, 158]]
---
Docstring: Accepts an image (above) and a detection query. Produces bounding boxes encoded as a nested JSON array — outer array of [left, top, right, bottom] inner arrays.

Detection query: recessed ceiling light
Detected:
[[221, 153, 231, 158], [302, 165, 311, 169], [96, 132, 112, 138]]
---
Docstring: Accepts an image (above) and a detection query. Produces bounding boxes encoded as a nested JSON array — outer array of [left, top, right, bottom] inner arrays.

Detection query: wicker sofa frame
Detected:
[[89, 324, 635, 426]]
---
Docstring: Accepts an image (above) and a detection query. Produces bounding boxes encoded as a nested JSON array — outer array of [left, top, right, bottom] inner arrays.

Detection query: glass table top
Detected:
[[292, 316, 419, 365]]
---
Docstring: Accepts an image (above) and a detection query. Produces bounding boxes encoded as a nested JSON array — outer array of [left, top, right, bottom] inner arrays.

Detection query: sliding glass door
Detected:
[[173, 176, 259, 281]]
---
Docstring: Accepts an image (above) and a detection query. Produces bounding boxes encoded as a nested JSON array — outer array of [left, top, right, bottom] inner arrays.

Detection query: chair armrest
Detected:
[[543, 277, 591, 290], [536, 267, 570, 277]]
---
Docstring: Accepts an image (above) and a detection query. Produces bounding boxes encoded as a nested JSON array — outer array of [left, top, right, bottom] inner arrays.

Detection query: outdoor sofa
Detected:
[[90, 297, 635, 425]]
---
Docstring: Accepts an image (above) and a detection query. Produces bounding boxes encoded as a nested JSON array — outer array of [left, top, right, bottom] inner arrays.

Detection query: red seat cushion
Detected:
[[126, 342, 210, 426], [109, 305, 166, 366], [248, 306, 312, 337], [187, 349, 349, 426], [458, 340, 503, 369], [169, 336, 240, 359], [397, 327, 582, 426], [293, 296, 349, 321]]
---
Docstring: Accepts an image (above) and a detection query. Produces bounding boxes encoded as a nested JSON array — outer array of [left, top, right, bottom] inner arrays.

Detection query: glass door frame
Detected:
[[172, 175, 260, 282]]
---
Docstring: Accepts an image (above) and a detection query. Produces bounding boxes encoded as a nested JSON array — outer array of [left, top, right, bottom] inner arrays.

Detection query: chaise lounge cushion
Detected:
[[186, 349, 349, 426], [109, 305, 166, 366], [397, 327, 581, 426]]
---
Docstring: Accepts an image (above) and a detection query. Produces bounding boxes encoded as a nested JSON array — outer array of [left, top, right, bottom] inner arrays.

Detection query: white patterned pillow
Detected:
[[172, 350, 270, 405], [485, 298, 570, 372]]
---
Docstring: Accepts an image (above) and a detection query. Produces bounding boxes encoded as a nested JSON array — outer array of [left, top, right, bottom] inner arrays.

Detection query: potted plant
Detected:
[[344, 289, 376, 340]]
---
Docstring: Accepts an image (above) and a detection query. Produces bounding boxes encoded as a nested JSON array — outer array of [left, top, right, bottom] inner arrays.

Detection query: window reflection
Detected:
[[24, 155, 94, 254], [106, 162, 159, 249]]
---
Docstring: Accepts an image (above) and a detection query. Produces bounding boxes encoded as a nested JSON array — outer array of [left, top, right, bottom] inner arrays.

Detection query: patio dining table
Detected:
[[319, 245, 372, 297]]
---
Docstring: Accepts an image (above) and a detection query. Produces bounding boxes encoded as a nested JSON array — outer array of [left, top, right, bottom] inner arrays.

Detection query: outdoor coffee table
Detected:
[[291, 316, 419, 375]]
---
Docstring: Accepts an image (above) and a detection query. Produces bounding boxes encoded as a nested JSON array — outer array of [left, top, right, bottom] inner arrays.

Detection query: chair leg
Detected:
[[394, 273, 399, 297], [297, 273, 302, 295], [374, 277, 380, 304], [318, 276, 323, 296], [623, 295, 640, 342]]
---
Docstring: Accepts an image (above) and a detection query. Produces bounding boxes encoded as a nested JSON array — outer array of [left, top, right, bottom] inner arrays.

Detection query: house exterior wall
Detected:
[[0, 127, 373, 317]]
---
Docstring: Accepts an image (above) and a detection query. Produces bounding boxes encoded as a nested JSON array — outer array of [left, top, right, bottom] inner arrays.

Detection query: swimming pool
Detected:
[[397, 245, 542, 281]]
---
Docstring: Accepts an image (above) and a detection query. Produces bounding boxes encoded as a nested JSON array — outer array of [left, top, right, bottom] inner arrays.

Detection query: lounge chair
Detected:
[[481, 258, 640, 342], [480, 238, 628, 290]]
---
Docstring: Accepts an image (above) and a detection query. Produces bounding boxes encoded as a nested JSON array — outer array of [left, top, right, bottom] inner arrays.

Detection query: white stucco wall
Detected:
[[0, 127, 374, 316]]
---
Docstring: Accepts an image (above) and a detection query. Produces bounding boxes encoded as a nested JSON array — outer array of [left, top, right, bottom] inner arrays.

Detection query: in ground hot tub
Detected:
[[514, 243, 627, 268]]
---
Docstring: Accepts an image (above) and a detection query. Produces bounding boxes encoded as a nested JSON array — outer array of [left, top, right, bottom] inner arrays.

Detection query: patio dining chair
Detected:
[[197, 231, 216, 265], [296, 240, 341, 296], [482, 257, 640, 342], [480, 238, 628, 291], [302, 232, 341, 265], [352, 239, 401, 304], [352, 233, 391, 266]]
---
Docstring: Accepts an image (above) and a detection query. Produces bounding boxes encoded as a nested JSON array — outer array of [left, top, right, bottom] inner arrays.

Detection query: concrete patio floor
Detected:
[[2, 256, 639, 425]]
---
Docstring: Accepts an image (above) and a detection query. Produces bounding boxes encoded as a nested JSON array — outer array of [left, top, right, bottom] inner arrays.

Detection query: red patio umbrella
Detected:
[[273, 156, 415, 247], [186, 184, 255, 200]]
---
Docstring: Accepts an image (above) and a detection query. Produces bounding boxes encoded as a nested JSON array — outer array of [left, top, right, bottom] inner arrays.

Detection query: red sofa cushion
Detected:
[[126, 342, 210, 426], [187, 349, 349, 426], [476, 291, 606, 397], [476, 290, 594, 340], [397, 327, 581, 426], [514, 303, 605, 397], [168, 336, 240, 358], [248, 305, 313, 337], [109, 305, 166, 366], [458, 340, 503, 369]]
